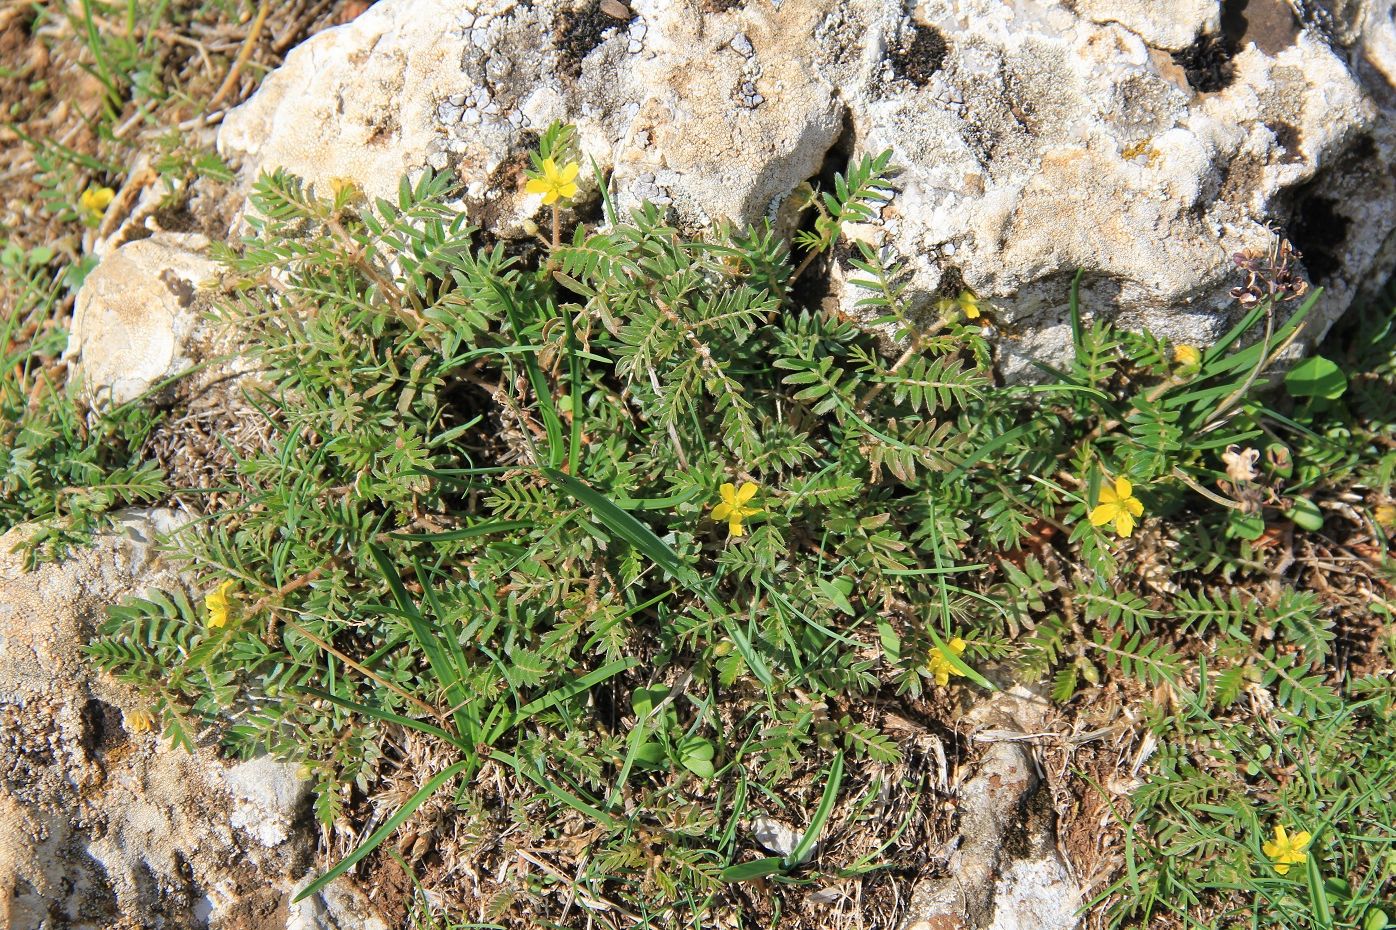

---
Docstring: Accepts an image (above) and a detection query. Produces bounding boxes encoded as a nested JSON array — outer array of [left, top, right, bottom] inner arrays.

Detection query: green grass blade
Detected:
[[492, 280, 564, 465], [540, 467, 701, 589], [785, 750, 844, 868], [514, 657, 640, 720], [368, 544, 476, 741], [720, 857, 785, 882]]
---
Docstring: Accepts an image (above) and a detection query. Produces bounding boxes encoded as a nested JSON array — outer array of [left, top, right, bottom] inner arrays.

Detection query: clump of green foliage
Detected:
[[0, 241, 166, 566], [84, 124, 1394, 929]]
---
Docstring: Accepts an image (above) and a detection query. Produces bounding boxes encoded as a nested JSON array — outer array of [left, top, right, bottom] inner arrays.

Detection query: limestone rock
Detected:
[[218, 0, 843, 237], [66, 233, 216, 407], [831, 0, 1396, 378], [0, 511, 385, 930], [216, 0, 1396, 379], [902, 688, 1080, 930]]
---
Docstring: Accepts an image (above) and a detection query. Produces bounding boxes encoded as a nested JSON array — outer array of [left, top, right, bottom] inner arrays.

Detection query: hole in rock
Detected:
[[1288, 191, 1349, 284], [80, 697, 124, 754], [889, 20, 948, 86], [788, 112, 858, 313]]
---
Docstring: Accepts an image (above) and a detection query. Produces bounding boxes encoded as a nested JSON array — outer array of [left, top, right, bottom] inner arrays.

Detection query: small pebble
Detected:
[[731, 33, 754, 56], [600, 0, 631, 19]]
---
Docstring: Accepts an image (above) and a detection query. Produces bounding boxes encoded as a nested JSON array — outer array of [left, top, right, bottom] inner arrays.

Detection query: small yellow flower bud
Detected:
[[79, 186, 115, 216], [1173, 344, 1201, 369]]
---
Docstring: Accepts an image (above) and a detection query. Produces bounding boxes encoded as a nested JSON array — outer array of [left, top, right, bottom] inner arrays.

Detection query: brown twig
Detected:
[[207, 0, 271, 109]]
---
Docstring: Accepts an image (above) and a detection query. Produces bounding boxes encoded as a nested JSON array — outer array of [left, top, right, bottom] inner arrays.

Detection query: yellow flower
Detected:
[[125, 708, 156, 734], [937, 289, 981, 320], [927, 636, 967, 687], [79, 186, 115, 215], [1173, 344, 1201, 368], [525, 158, 580, 205], [205, 579, 236, 628], [711, 481, 762, 538], [1262, 824, 1311, 875], [1375, 503, 1396, 531], [1089, 476, 1145, 538]]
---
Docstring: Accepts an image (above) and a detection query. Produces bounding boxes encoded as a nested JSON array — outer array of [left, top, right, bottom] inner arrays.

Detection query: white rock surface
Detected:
[[217, 0, 1396, 379], [0, 511, 385, 930], [66, 233, 215, 406], [903, 688, 1080, 930]]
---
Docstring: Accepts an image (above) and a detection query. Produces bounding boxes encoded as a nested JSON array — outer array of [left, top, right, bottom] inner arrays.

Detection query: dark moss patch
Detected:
[[1175, 0, 1303, 92], [1269, 120, 1304, 163], [555, 3, 621, 81], [1289, 192, 1350, 283], [1172, 32, 1237, 92], [701, 0, 746, 11], [889, 21, 948, 87]]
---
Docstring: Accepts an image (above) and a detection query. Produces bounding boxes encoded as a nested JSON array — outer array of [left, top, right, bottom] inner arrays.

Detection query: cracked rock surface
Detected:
[[217, 0, 1396, 378], [0, 511, 385, 930]]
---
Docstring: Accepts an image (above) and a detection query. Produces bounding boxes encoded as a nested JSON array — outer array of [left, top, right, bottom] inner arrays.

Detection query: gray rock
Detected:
[[216, 0, 1396, 377], [902, 688, 1080, 930], [0, 512, 386, 930], [66, 233, 216, 407]]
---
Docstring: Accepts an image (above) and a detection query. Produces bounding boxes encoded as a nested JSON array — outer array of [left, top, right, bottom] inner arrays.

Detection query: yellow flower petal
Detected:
[[558, 181, 579, 199], [205, 580, 235, 628], [541, 157, 558, 175], [1274, 861, 1291, 875], [729, 516, 746, 537], [1114, 477, 1133, 500], [1089, 503, 1118, 527], [1291, 831, 1311, 850], [80, 186, 115, 214], [719, 482, 738, 503], [1125, 495, 1144, 517], [1097, 482, 1119, 505], [525, 177, 551, 195], [948, 637, 966, 656], [125, 708, 156, 733], [734, 482, 758, 505], [1115, 509, 1136, 538], [712, 502, 733, 521], [560, 161, 580, 183]]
